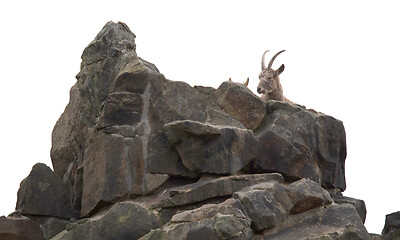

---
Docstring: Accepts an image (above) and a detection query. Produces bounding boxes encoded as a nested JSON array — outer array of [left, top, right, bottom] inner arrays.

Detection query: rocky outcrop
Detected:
[[0, 21, 377, 239]]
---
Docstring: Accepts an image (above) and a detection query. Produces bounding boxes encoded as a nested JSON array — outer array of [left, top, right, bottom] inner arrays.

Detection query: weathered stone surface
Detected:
[[99, 92, 143, 127], [371, 233, 382, 240], [0, 216, 44, 240], [216, 81, 266, 130], [82, 132, 151, 216], [153, 173, 283, 208], [255, 204, 370, 240], [27, 216, 71, 240], [51, 21, 150, 218], [170, 198, 246, 223], [314, 114, 347, 190], [146, 79, 210, 178], [140, 212, 252, 240], [164, 120, 258, 174], [16, 163, 71, 219], [51, 83, 88, 178], [52, 202, 160, 240], [382, 211, 400, 239], [283, 178, 333, 214], [62, 159, 83, 219], [254, 100, 347, 191], [233, 181, 292, 231], [331, 195, 366, 223]]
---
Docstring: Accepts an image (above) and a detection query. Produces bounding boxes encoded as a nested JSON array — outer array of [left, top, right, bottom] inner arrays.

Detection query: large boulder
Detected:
[[233, 182, 293, 231], [16, 163, 71, 219], [283, 178, 333, 214], [254, 100, 347, 191], [164, 120, 258, 174], [331, 195, 367, 223], [255, 204, 370, 240], [215, 81, 266, 130]]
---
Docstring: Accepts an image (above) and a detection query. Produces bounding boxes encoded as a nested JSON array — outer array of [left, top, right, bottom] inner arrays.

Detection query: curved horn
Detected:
[[268, 50, 286, 70], [261, 50, 269, 70]]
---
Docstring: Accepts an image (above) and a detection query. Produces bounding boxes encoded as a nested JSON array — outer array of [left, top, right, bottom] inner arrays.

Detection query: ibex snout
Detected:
[[257, 87, 263, 94]]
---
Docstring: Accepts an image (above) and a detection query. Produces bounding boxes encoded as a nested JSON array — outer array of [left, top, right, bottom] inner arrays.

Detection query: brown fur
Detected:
[[257, 50, 293, 103]]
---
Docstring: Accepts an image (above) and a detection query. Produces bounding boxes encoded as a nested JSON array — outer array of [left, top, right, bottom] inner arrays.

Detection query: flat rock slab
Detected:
[[153, 173, 283, 208], [164, 120, 258, 174]]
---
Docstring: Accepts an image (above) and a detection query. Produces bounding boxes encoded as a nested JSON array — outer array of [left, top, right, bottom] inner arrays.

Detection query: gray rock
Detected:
[[164, 120, 258, 174], [140, 210, 252, 240], [16, 163, 71, 219], [371, 233, 382, 240], [27, 216, 71, 240], [51, 201, 160, 240], [283, 178, 333, 214], [82, 132, 168, 216], [63, 159, 83, 219], [216, 81, 266, 130], [331, 195, 367, 223], [0, 215, 44, 240], [153, 173, 283, 208], [255, 204, 370, 240], [51, 83, 88, 178], [170, 198, 246, 223], [254, 100, 347, 191], [233, 181, 292, 231], [382, 211, 400, 239]]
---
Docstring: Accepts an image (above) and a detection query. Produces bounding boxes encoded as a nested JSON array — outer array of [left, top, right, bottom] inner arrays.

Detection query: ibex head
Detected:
[[257, 50, 285, 99]]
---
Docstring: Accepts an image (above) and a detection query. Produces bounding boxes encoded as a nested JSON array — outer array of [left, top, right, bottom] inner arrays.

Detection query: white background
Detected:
[[1, 1, 399, 234]]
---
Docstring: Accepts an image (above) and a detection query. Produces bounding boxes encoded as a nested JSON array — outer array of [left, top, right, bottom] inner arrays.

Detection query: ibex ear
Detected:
[[276, 64, 285, 76]]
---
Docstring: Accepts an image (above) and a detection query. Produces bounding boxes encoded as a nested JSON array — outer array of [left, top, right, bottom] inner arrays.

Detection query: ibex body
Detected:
[[257, 50, 292, 103]]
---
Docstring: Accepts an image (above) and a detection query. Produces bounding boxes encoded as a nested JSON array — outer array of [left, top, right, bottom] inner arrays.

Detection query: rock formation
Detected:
[[0, 21, 389, 239]]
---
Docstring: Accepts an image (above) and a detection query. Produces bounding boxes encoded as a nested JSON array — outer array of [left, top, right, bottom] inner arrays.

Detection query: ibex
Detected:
[[257, 50, 292, 103], [229, 77, 249, 87]]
